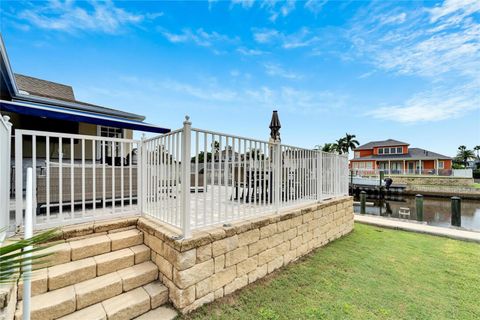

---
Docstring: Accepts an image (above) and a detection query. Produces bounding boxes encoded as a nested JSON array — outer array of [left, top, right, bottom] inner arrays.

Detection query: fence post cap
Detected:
[[451, 196, 461, 200], [415, 194, 423, 198], [183, 115, 191, 125]]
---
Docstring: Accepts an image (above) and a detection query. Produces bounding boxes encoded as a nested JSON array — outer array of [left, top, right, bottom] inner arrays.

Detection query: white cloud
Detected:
[[252, 27, 318, 49], [368, 84, 479, 123], [264, 63, 303, 80], [18, 0, 157, 33], [304, 0, 328, 15], [253, 29, 280, 43], [236, 47, 266, 55], [160, 28, 237, 47], [349, 0, 480, 123], [231, 0, 255, 9]]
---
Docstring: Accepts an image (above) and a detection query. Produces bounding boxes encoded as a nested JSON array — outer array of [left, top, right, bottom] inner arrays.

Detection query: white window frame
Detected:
[[378, 148, 384, 154], [396, 147, 402, 154], [96, 126, 125, 160], [438, 160, 444, 169]]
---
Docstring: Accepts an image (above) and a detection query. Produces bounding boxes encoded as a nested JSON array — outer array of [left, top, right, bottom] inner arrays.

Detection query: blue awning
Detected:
[[0, 100, 170, 134]]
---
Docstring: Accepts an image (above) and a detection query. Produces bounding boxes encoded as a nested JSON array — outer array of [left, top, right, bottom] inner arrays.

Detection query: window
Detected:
[[384, 148, 390, 154], [397, 147, 403, 154], [378, 148, 384, 154], [97, 126, 124, 159], [365, 162, 373, 169], [438, 161, 444, 169], [100, 126, 123, 138], [390, 147, 396, 154]]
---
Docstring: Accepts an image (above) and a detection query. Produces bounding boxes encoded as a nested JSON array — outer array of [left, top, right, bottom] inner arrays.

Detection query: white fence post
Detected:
[[1, 115, 12, 241], [181, 116, 192, 238], [22, 167, 33, 320], [274, 140, 281, 214], [316, 151, 322, 201], [139, 134, 146, 214]]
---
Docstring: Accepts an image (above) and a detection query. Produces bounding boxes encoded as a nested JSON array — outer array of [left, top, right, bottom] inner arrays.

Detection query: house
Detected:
[[350, 139, 452, 175], [0, 35, 170, 163]]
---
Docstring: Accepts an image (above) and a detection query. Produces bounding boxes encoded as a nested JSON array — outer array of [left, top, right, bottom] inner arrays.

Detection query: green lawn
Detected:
[[182, 223, 480, 320], [472, 183, 480, 189]]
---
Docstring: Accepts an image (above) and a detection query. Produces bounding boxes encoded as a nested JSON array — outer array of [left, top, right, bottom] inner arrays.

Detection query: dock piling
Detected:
[[360, 191, 366, 214], [451, 197, 461, 227], [415, 194, 424, 222]]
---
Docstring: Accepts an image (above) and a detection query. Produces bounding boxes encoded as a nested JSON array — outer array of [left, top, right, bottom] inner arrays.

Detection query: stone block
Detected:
[[69, 235, 110, 261], [173, 260, 214, 289], [248, 264, 267, 284], [211, 266, 236, 291], [260, 224, 277, 239], [143, 281, 168, 308], [94, 248, 134, 276], [214, 255, 225, 273], [236, 257, 258, 276], [196, 244, 212, 263], [102, 287, 150, 320], [163, 244, 196, 271], [108, 230, 143, 251], [238, 229, 259, 247], [267, 256, 283, 273], [17, 268, 47, 300], [15, 286, 76, 320], [225, 247, 248, 267], [224, 275, 248, 295], [130, 245, 151, 264], [48, 258, 96, 290], [58, 303, 106, 320], [211, 235, 238, 257], [117, 262, 158, 291], [155, 254, 173, 280], [248, 238, 269, 256], [74, 272, 122, 309]]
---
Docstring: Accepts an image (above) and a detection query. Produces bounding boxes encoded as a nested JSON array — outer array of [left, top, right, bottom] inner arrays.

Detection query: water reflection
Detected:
[[352, 193, 480, 231]]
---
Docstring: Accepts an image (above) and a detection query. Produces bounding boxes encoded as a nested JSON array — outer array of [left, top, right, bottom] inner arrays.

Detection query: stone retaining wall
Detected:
[[137, 196, 354, 313], [387, 175, 474, 187]]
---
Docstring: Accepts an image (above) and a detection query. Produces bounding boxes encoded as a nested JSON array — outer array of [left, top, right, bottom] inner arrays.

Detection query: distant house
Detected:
[[350, 139, 452, 175]]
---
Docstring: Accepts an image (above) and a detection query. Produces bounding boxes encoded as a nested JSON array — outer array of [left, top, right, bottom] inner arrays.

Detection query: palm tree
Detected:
[[333, 138, 347, 154], [1, 229, 58, 284], [314, 143, 336, 153], [342, 133, 360, 154], [474, 145, 480, 159], [456, 146, 475, 168]]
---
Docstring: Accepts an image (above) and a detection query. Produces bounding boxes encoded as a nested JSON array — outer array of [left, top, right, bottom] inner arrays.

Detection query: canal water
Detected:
[[352, 194, 480, 231]]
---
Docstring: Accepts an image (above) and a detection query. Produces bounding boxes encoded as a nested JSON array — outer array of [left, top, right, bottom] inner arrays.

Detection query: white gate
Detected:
[[0, 115, 12, 241]]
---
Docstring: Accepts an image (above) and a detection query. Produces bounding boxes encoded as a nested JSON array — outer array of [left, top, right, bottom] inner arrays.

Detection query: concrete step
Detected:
[[108, 229, 143, 251], [48, 257, 97, 290], [15, 261, 161, 319], [142, 281, 168, 309], [74, 272, 123, 310], [102, 287, 151, 320], [94, 248, 135, 276], [15, 286, 76, 320], [57, 303, 106, 320], [134, 306, 178, 320], [117, 262, 159, 292]]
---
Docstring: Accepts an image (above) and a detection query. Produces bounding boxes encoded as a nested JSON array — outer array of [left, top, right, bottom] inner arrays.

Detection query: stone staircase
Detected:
[[14, 229, 177, 320]]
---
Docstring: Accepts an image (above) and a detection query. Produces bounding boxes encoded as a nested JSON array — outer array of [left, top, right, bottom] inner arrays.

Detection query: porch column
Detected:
[[436, 159, 439, 175], [403, 160, 406, 175], [388, 160, 391, 174], [419, 160, 422, 175]]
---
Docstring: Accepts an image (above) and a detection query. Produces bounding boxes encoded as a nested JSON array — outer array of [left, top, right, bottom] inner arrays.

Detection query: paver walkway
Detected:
[[355, 214, 480, 243]]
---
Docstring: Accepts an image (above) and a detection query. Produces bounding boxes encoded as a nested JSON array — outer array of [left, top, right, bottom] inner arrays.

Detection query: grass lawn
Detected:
[[472, 183, 480, 189], [182, 223, 480, 320]]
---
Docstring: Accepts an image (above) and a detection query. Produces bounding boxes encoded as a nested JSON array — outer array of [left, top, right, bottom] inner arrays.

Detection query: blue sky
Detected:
[[1, 0, 479, 156]]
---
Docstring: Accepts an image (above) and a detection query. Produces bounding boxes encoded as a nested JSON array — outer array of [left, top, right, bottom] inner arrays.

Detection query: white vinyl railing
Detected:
[[6, 117, 348, 237], [351, 168, 453, 176], [13, 129, 142, 229], [143, 117, 349, 237], [0, 115, 12, 241]]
